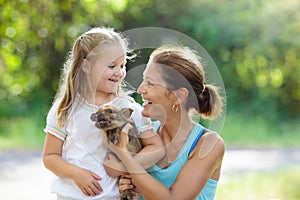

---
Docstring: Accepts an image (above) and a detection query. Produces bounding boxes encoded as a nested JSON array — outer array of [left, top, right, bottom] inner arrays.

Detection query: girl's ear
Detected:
[[82, 59, 91, 74], [173, 87, 189, 104]]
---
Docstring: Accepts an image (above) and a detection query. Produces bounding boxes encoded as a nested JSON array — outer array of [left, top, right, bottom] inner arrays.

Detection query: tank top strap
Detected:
[[187, 126, 206, 156]]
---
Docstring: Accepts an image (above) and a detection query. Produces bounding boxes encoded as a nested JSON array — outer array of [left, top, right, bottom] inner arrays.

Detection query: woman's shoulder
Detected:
[[191, 129, 225, 160], [202, 130, 224, 143]]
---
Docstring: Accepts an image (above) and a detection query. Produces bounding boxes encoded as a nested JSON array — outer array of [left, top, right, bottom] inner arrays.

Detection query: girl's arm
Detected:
[[104, 128, 165, 177], [111, 130, 225, 200], [42, 133, 103, 196]]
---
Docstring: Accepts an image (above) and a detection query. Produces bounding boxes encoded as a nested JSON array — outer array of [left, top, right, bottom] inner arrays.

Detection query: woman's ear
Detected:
[[174, 88, 189, 104], [82, 59, 91, 74]]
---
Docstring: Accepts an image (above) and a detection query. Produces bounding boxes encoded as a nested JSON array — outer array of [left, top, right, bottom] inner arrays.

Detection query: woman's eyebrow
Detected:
[[144, 76, 153, 81]]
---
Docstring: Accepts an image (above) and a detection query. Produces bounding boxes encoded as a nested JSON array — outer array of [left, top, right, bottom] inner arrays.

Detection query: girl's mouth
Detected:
[[109, 78, 118, 82]]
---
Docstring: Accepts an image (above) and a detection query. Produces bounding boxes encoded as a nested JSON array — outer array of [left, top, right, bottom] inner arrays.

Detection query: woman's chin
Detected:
[[141, 109, 150, 118], [143, 104, 167, 120]]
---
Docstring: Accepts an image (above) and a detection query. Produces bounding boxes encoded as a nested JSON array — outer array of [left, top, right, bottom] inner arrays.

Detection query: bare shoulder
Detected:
[[197, 131, 225, 160]]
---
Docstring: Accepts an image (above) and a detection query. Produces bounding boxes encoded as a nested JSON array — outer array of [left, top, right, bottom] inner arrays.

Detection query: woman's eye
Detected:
[[146, 81, 154, 86], [108, 65, 115, 69]]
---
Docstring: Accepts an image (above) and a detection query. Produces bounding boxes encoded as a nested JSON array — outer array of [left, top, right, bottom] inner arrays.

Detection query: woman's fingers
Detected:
[[100, 130, 109, 147], [117, 123, 132, 149], [122, 123, 133, 133]]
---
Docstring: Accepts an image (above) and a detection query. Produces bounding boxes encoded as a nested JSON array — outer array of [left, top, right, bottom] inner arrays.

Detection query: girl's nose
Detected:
[[114, 66, 123, 76]]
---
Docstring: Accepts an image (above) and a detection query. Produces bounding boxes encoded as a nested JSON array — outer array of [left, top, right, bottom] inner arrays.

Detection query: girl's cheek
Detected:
[[121, 71, 126, 78]]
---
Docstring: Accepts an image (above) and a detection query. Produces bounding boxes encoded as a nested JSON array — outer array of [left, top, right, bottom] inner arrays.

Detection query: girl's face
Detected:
[[137, 62, 173, 120], [88, 44, 126, 95]]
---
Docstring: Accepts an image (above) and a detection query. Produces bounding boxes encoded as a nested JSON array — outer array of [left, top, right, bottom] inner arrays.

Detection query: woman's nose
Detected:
[[137, 83, 145, 94]]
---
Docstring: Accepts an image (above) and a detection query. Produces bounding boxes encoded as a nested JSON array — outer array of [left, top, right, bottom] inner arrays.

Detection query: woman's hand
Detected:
[[104, 153, 127, 177], [117, 123, 132, 150], [102, 123, 132, 152]]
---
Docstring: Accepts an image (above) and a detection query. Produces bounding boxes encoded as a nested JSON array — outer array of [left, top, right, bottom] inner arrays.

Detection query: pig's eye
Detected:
[[106, 109, 113, 113], [105, 109, 116, 114]]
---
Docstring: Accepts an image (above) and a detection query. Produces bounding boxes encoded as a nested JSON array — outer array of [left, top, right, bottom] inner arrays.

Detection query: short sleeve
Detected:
[[129, 102, 154, 134], [44, 102, 67, 141]]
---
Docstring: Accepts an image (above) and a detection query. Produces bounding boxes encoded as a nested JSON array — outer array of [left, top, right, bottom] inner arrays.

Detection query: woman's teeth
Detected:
[[143, 99, 152, 105]]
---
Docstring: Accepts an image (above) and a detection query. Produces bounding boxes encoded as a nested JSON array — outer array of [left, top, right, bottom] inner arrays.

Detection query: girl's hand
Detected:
[[72, 167, 103, 196]]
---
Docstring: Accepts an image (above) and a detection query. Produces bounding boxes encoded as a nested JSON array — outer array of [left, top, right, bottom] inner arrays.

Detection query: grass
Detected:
[[0, 114, 46, 150], [221, 112, 300, 148], [0, 98, 48, 150], [0, 106, 300, 150], [215, 166, 300, 200]]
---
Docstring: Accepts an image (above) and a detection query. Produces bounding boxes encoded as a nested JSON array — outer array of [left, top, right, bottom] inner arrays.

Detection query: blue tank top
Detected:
[[141, 122, 218, 200]]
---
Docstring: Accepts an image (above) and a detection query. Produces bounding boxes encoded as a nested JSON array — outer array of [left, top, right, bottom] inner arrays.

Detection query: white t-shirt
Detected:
[[44, 95, 153, 199]]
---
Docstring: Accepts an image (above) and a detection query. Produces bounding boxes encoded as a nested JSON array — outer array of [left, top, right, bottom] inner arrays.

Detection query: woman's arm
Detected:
[[42, 133, 103, 196], [104, 129, 165, 177], [112, 130, 225, 200]]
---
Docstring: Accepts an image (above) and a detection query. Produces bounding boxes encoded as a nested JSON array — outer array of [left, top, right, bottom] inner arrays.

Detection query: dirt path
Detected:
[[0, 148, 299, 200]]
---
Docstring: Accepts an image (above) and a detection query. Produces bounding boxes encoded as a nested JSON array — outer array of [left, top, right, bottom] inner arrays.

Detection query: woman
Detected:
[[105, 46, 225, 200]]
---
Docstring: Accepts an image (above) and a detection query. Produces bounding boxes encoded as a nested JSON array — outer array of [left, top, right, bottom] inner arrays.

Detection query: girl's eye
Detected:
[[108, 65, 126, 69]]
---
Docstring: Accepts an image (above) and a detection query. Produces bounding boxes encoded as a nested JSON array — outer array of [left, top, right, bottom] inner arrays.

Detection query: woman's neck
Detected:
[[157, 111, 195, 167], [159, 111, 194, 146]]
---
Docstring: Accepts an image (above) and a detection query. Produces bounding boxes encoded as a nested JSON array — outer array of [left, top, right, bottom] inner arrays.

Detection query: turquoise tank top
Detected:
[[141, 122, 218, 200]]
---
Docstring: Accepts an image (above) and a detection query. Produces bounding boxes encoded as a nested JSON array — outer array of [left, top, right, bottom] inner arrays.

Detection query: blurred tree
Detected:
[[174, 0, 300, 116], [0, 0, 299, 118], [0, 0, 123, 113]]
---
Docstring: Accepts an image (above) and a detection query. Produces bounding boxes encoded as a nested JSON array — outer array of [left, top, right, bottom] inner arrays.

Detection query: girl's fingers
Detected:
[[119, 178, 132, 185], [119, 183, 133, 193]]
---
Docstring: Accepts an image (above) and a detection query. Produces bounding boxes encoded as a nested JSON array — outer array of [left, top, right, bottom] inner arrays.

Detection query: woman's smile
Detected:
[[142, 98, 153, 106]]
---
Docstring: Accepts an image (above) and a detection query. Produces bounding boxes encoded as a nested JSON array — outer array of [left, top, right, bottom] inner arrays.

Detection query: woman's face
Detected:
[[88, 44, 126, 95], [137, 62, 173, 120]]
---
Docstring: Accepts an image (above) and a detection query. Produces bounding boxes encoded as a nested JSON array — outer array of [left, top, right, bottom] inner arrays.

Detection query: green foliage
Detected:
[[178, 0, 300, 116], [0, 0, 125, 103], [0, 0, 299, 142]]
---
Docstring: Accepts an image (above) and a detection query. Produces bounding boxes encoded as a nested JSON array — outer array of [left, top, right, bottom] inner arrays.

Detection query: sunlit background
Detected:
[[0, 0, 299, 199]]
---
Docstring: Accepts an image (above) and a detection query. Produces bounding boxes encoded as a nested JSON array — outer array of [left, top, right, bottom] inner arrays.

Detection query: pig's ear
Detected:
[[120, 108, 133, 118]]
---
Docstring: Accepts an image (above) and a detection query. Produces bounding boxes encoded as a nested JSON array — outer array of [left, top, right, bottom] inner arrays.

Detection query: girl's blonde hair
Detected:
[[150, 46, 223, 120], [55, 27, 130, 128]]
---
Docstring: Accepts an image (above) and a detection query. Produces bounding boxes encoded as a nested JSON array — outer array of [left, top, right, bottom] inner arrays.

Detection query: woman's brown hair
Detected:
[[150, 46, 223, 120]]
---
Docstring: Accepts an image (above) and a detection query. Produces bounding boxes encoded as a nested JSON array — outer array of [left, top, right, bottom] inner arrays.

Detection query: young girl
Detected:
[[42, 27, 164, 200]]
